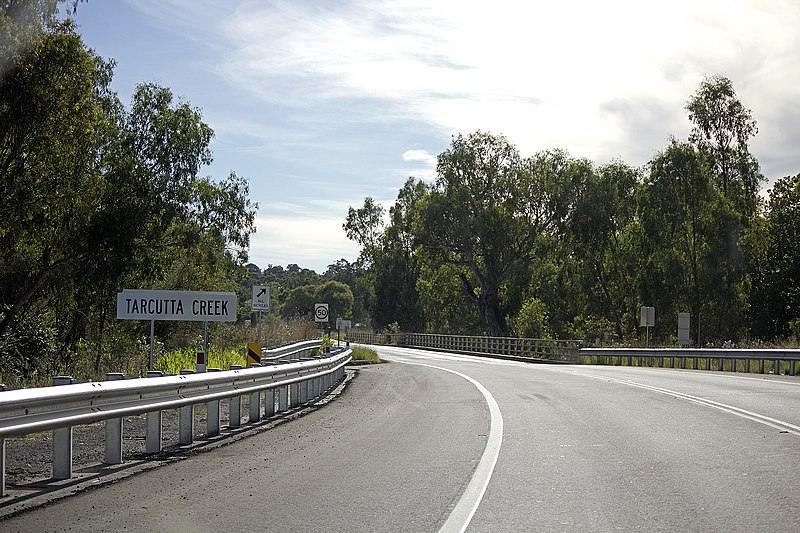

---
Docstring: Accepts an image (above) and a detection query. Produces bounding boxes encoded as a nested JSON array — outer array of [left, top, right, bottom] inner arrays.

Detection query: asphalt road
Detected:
[[4, 346, 800, 532]]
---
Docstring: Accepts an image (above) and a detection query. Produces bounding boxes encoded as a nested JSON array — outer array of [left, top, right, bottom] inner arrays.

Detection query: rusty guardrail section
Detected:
[[0, 341, 350, 497]]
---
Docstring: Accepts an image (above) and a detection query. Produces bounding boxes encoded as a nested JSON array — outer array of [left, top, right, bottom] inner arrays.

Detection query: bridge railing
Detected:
[[0, 340, 351, 497], [347, 332, 582, 362], [348, 332, 799, 376]]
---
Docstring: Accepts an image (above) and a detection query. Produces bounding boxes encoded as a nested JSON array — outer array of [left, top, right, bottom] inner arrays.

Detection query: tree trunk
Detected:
[[478, 285, 508, 337]]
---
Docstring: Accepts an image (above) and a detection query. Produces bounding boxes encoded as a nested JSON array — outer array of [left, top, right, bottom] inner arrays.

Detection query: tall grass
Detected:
[[154, 345, 247, 375]]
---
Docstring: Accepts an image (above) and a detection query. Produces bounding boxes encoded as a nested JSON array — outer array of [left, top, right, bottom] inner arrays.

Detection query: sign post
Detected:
[[640, 306, 655, 347]]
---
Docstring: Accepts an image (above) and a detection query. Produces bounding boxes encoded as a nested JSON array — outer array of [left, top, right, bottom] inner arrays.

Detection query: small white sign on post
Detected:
[[251, 285, 270, 311], [314, 303, 329, 323], [678, 312, 691, 346], [640, 306, 655, 327]]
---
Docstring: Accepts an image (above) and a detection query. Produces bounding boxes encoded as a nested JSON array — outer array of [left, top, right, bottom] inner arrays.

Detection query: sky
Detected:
[[70, 0, 800, 273]]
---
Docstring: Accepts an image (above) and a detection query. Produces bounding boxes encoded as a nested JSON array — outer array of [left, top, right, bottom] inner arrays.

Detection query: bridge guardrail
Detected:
[[348, 332, 799, 376], [347, 332, 581, 362], [581, 347, 800, 375], [0, 340, 351, 497]]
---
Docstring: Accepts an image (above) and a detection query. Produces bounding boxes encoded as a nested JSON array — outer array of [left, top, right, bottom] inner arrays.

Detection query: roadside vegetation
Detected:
[[349, 346, 382, 364]]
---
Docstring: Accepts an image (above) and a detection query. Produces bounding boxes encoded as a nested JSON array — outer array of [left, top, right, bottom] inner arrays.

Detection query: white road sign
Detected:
[[116, 290, 237, 322], [251, 285, 270, 311], [314, 303, 329, 323]]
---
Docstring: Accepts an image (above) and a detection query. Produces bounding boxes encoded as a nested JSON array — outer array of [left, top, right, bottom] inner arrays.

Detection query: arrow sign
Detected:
[[251, 285, 270, 311]]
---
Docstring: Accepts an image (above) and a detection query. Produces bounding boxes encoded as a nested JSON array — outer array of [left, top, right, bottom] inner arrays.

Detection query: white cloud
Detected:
[[249, 212, 361, 273], [205, 0, 800, 172]]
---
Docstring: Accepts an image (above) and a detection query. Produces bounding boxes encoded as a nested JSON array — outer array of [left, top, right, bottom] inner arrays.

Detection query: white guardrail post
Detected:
[[146, 371, 164, 453], [104, 373, 125, 464], [52, 376, 73, 480], [0, 341, 350, 497]]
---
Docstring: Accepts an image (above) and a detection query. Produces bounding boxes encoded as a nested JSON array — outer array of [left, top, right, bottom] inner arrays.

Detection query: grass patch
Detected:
[[349, 346, 382, 364], [155, 346, 246, 374]]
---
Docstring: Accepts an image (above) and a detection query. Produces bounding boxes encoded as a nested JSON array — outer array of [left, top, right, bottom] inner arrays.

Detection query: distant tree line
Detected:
[[0, 1, 256, 381], [343, 76, 799, 346]]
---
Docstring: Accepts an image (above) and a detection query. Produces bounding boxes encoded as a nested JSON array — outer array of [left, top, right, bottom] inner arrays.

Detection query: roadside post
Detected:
[[640, 306, 655, 349]]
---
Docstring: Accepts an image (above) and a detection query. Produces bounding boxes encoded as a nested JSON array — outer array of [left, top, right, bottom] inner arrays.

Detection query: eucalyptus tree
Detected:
[[686, 75, 762, 219], [414, 131, 578, 337], [565, 160, 641, 339]]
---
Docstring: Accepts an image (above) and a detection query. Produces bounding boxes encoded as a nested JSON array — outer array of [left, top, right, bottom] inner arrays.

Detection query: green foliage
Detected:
[[281, 280, 354, 322], [0, 13, 257, 380], [747, 173, 800, 339], [511, 296, 552, 339]]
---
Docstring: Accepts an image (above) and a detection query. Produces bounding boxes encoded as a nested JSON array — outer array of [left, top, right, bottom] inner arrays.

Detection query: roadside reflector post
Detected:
[[52, 376, 74, 480], [104, 373, 125, 464], [196, 351, 207, 373], [146, 371, 164, 453], [179, 370, 194, 445]]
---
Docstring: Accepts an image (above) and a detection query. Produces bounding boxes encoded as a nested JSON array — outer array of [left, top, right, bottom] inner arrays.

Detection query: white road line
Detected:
[[563, 369, 800, 436], [392, 357, 503, 533]]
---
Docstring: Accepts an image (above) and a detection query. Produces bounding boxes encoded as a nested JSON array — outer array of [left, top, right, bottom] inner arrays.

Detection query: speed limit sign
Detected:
[[314, 303, 329, 323]]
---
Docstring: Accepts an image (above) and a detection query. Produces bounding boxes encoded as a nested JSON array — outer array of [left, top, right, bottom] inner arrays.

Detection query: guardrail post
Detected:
[[52, 376, 73, 480], [774, 358, 781, 375], [207, 368, 221, 436], [179, 370, 194, 445], [300, 378, 309, 404], [229, 365, 243, 428], [249, 390, 261, 422], [1, 438, 6, 497], [104, 373, 125, 464], [278, 384, 288, 412], [290, 382, 300, 408], [248, 363, 262, 423], [264, 389, 275, 417], [146, 371, 163, 453]]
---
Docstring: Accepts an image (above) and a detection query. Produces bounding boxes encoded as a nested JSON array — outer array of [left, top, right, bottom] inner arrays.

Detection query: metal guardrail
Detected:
[[581, 347, 800, 375], [347, 332, 581, 362], [348, 332, 800, 377], [0, 341, 351, 497]]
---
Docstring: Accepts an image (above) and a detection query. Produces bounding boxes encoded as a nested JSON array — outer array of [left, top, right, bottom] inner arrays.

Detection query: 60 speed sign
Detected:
[[314, 303, 329, 322]]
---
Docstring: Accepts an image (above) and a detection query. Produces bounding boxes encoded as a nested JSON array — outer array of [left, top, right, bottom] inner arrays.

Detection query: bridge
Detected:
[[1, 339, 799, 531]]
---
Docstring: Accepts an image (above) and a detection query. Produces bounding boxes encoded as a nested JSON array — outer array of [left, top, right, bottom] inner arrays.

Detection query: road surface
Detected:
[[4, 345, 799, 532]]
